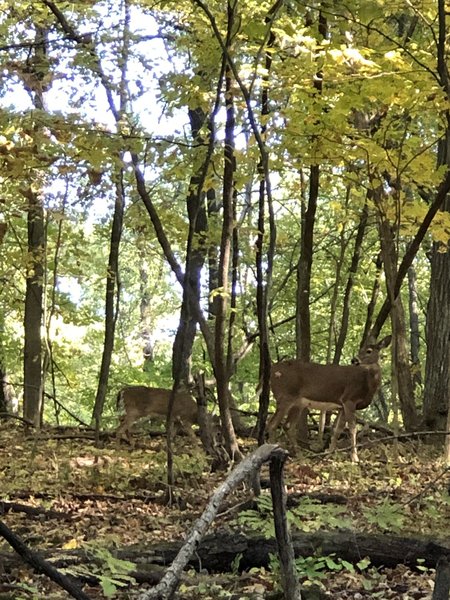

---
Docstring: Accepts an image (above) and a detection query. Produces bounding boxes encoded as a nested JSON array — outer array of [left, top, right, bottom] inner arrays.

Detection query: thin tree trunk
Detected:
[[326, 187, 350, 364], [207, 189, 220, 319], [296, 164, 318, 363], [92, 169, 125, 437], [23, 190, 44, 428], [293, 10, 327, 443], [23, 26, 48, 429], [362, 253, 382, 344], [256, 18, 277, 445], [214, 50, 241, 461], [0, 366, 7, 415], [407, 263, 421, 388], [138, 252, 154, 373], [92, 1, 129, 439], [0, 224, 7, 416], [168, 101, 219, 487], [334, 201, 368, 363], [295, 9, 327, 363]]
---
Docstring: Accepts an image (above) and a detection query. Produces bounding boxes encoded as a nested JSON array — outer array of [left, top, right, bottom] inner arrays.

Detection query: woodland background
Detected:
[[0, 0, 449, 455], [0, 1, 450, 599]]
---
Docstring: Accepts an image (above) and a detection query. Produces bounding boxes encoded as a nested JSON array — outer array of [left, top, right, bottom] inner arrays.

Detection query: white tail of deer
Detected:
[[267, 335, 392, 462], [116, 386, 198, 444]]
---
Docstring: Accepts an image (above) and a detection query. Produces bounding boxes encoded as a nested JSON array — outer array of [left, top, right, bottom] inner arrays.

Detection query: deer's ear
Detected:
[[378, 335, 392, 348]]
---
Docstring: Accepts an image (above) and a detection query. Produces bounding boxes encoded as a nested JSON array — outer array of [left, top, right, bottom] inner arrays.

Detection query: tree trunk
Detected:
[[407, 263, 422, 388], [22, 26, 49, 429], [255, 25, 276, 445], [138, 249, 154, 373], [295, 10, 326, 362], [334, 201, 368, 363], [92, 3, 129, 437], [424, 1, 450, 433], [327, 187, 349, 364], [172, 107, 209, 385], [92, 171, 124, 434], [23, 193, 45, 429], [362, 253, 383, 343], [296, 166, 318, 363], [392, 298, 417, 431], [0, 225, 11, 417], [424, 232, 450, 431], [207, 189, 220, 319], [213, 52, 241, 461], [0, 365, 7, 415], [378, 217, 417, 431]]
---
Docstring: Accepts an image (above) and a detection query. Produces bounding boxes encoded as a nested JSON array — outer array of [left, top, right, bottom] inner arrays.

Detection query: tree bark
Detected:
[[269, 449, 302, 600]]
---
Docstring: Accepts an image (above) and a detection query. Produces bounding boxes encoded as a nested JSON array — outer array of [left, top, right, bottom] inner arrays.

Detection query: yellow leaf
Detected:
[[62, 538, 80, 550]]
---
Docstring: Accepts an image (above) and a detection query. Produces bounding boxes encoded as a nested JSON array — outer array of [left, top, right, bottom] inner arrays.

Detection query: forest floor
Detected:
[[0, 420, 449, 600]]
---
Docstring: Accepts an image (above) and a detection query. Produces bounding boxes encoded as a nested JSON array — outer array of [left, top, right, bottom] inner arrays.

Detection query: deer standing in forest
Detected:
[[116, 385, 198, 444], [267, 335, 392, 462]]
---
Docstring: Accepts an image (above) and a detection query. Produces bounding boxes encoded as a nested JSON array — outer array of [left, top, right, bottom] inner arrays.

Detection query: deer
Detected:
[[116, 385, 199, 444], [266, 335, 392, 462]]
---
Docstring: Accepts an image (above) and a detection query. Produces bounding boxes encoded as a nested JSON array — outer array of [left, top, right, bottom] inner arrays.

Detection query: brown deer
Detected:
[[267, 335, 392, 462], [116, 386, 198, 444]]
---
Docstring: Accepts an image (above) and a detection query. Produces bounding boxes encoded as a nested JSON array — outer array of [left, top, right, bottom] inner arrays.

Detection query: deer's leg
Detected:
[[285, 405, 304, 446], [116, 416, 127, 445], [336, 402, 359, 463], [177, 418, 199, 445], [328, 409, 346, 452], [116, 414, 136, 446], [343, 404, 358, 463], [318, 410, 326, 446], [266, 399, 290, 438]]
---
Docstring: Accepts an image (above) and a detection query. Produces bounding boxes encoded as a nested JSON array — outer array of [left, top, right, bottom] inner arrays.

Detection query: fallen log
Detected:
[[145, 529, 450, 572], [1, 529, 446, 575]]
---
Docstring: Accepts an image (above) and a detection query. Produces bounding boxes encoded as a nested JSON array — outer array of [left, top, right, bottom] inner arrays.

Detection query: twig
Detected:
[[0, 519, 92, 600], [403, 465, 450, 506]]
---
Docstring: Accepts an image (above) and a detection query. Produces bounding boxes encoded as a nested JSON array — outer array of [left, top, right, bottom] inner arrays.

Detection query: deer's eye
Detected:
[[366, 348, 373, 354]]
